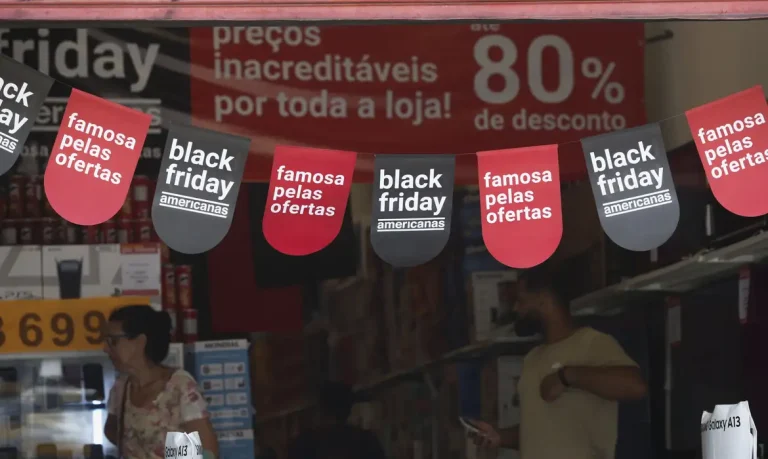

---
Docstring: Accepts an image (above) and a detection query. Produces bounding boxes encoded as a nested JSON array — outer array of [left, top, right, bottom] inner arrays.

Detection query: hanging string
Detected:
[[30, 52, 699, 160]]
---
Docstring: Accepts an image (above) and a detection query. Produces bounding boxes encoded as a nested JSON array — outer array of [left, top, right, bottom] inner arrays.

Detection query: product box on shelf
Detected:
[[468, 270, 518, 342], [381, 261, 448, 373], [118, 244, 162, 299], [41, 244, 120, 299], [41, 243, 161, 306], [185, 339, 255, 459], [0, 245, 42, 300]]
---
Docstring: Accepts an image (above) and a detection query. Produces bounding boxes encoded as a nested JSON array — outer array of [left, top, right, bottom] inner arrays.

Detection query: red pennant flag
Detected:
[[477, 145, 563, 268], [44, 89, 151, 225], [263, 146, 357, 256], [686, 85, 768, 217]]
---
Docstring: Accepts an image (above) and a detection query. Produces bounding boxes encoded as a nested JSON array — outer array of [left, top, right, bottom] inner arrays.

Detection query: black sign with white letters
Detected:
[[0, 54, 53, 175], [370, 154, 455, 267], [152, 123, 250, 254], [581, 123, 679, 251]]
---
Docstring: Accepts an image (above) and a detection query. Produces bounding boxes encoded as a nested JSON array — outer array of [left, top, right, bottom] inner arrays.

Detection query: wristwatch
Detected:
[[557, 367, 570, 387]]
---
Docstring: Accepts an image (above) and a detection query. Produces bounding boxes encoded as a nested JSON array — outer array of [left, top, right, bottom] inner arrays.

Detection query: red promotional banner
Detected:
[[189, 23, 645, 183], [262, 145, 357, 255], [686, 86, 768, 217], [44, 89, 152, 225], [477, 145, 563, 268]]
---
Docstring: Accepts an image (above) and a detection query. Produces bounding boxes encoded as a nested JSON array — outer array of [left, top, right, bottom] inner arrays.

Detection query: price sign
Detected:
[[473, 35, 626, 106], [191, 23, 645, 183], [0, 297, 150, 354]]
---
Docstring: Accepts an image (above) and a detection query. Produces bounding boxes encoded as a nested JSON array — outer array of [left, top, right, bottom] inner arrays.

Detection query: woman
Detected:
[[103, 305, 218, 459]]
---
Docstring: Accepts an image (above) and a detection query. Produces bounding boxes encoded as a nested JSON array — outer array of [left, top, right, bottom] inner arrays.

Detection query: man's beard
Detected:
[[513, 314, 543, 337]]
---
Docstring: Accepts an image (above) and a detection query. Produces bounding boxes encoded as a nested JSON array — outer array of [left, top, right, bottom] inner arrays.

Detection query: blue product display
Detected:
[[186, 339, 255, 459], [456, 362, 483, 419]]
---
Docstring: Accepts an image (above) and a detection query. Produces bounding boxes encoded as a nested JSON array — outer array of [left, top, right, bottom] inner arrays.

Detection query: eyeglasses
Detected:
[[105, 334, 129, 347]]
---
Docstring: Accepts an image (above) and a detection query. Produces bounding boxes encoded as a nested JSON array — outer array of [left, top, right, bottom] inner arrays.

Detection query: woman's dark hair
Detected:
[[109, 305, 172, 364]]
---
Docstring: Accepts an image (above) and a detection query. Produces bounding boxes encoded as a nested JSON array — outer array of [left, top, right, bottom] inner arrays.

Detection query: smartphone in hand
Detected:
[[459, 417, 481, 434]]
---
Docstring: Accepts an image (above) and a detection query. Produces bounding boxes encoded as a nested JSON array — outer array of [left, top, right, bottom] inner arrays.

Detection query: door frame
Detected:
[[3, 0, 768, 22]]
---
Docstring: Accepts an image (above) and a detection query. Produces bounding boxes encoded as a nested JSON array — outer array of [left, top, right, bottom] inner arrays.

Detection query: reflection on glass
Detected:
[[0, 355, 116, 458]]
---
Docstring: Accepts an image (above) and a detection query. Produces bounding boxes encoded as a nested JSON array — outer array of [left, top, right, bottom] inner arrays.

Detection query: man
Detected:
[[287, 381, 386, 459], [471, 266, 647, 459]]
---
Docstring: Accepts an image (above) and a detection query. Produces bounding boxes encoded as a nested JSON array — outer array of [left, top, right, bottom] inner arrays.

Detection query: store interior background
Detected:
[[1, 18, 768, 459], [253, 20, 768, 459], [203, 20, 768, 459]]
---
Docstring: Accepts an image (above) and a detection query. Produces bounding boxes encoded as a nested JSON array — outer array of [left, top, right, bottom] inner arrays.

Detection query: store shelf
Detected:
[[0, 350, 106, 362], [255, 399, 312, 425], [571, 230, 768, 316], [256, 230, 768, 424], [356, 325, 538, 394], [255, 326, 538, 424]]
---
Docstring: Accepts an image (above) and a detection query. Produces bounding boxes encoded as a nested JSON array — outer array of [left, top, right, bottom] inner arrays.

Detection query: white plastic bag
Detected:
[[701, 401, 757, 459], [165, 431, 203, 459]]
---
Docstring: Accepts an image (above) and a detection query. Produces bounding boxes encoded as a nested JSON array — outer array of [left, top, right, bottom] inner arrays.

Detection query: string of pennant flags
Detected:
[[2, 53, 766, 269]]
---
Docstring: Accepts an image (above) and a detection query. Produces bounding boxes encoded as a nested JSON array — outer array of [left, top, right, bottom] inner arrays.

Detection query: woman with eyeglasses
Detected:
[[103, 305, 218, 459]]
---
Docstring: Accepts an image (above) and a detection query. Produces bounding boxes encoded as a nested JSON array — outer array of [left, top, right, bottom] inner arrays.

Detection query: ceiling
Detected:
[[3, 0, 768, 22]]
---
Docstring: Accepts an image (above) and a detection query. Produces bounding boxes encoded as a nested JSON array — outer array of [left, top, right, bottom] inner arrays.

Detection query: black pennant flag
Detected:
[[152, 124, 251, 254], [0, 54, 54, 176], [370, 154, 455, 267], [581, 123, 679, 251]]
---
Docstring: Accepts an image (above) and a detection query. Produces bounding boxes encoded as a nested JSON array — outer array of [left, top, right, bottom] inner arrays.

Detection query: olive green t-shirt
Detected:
[[518, 327, 638, 459]]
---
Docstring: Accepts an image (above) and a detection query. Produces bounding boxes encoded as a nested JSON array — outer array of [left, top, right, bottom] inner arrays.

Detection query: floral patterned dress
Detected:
[[107, 370, 209, 459]]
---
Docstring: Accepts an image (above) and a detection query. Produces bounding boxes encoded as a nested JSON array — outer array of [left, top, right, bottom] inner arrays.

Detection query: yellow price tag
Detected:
[[0, 297, 150, 354]]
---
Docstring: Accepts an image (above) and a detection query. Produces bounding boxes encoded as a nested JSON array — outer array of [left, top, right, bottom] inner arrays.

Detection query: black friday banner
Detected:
[[152, 123, 251, 254], [370, 154, 455, 267], [0, 28, 191, 177], [581, 123, 680, 251], [477, 145, 563, 268], [685, 86, 768, 217], [0, 39, 760, 270], [262, 145, 357, 256], [0, 54, 54, 176]]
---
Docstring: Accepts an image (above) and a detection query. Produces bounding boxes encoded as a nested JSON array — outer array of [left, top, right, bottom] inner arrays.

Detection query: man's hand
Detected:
[[540, 371, 566, 402], [468, 420, 501, 448]]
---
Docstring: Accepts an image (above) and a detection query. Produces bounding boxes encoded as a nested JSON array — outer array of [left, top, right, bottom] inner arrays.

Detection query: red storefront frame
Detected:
[[2, 0, 768, 21]]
